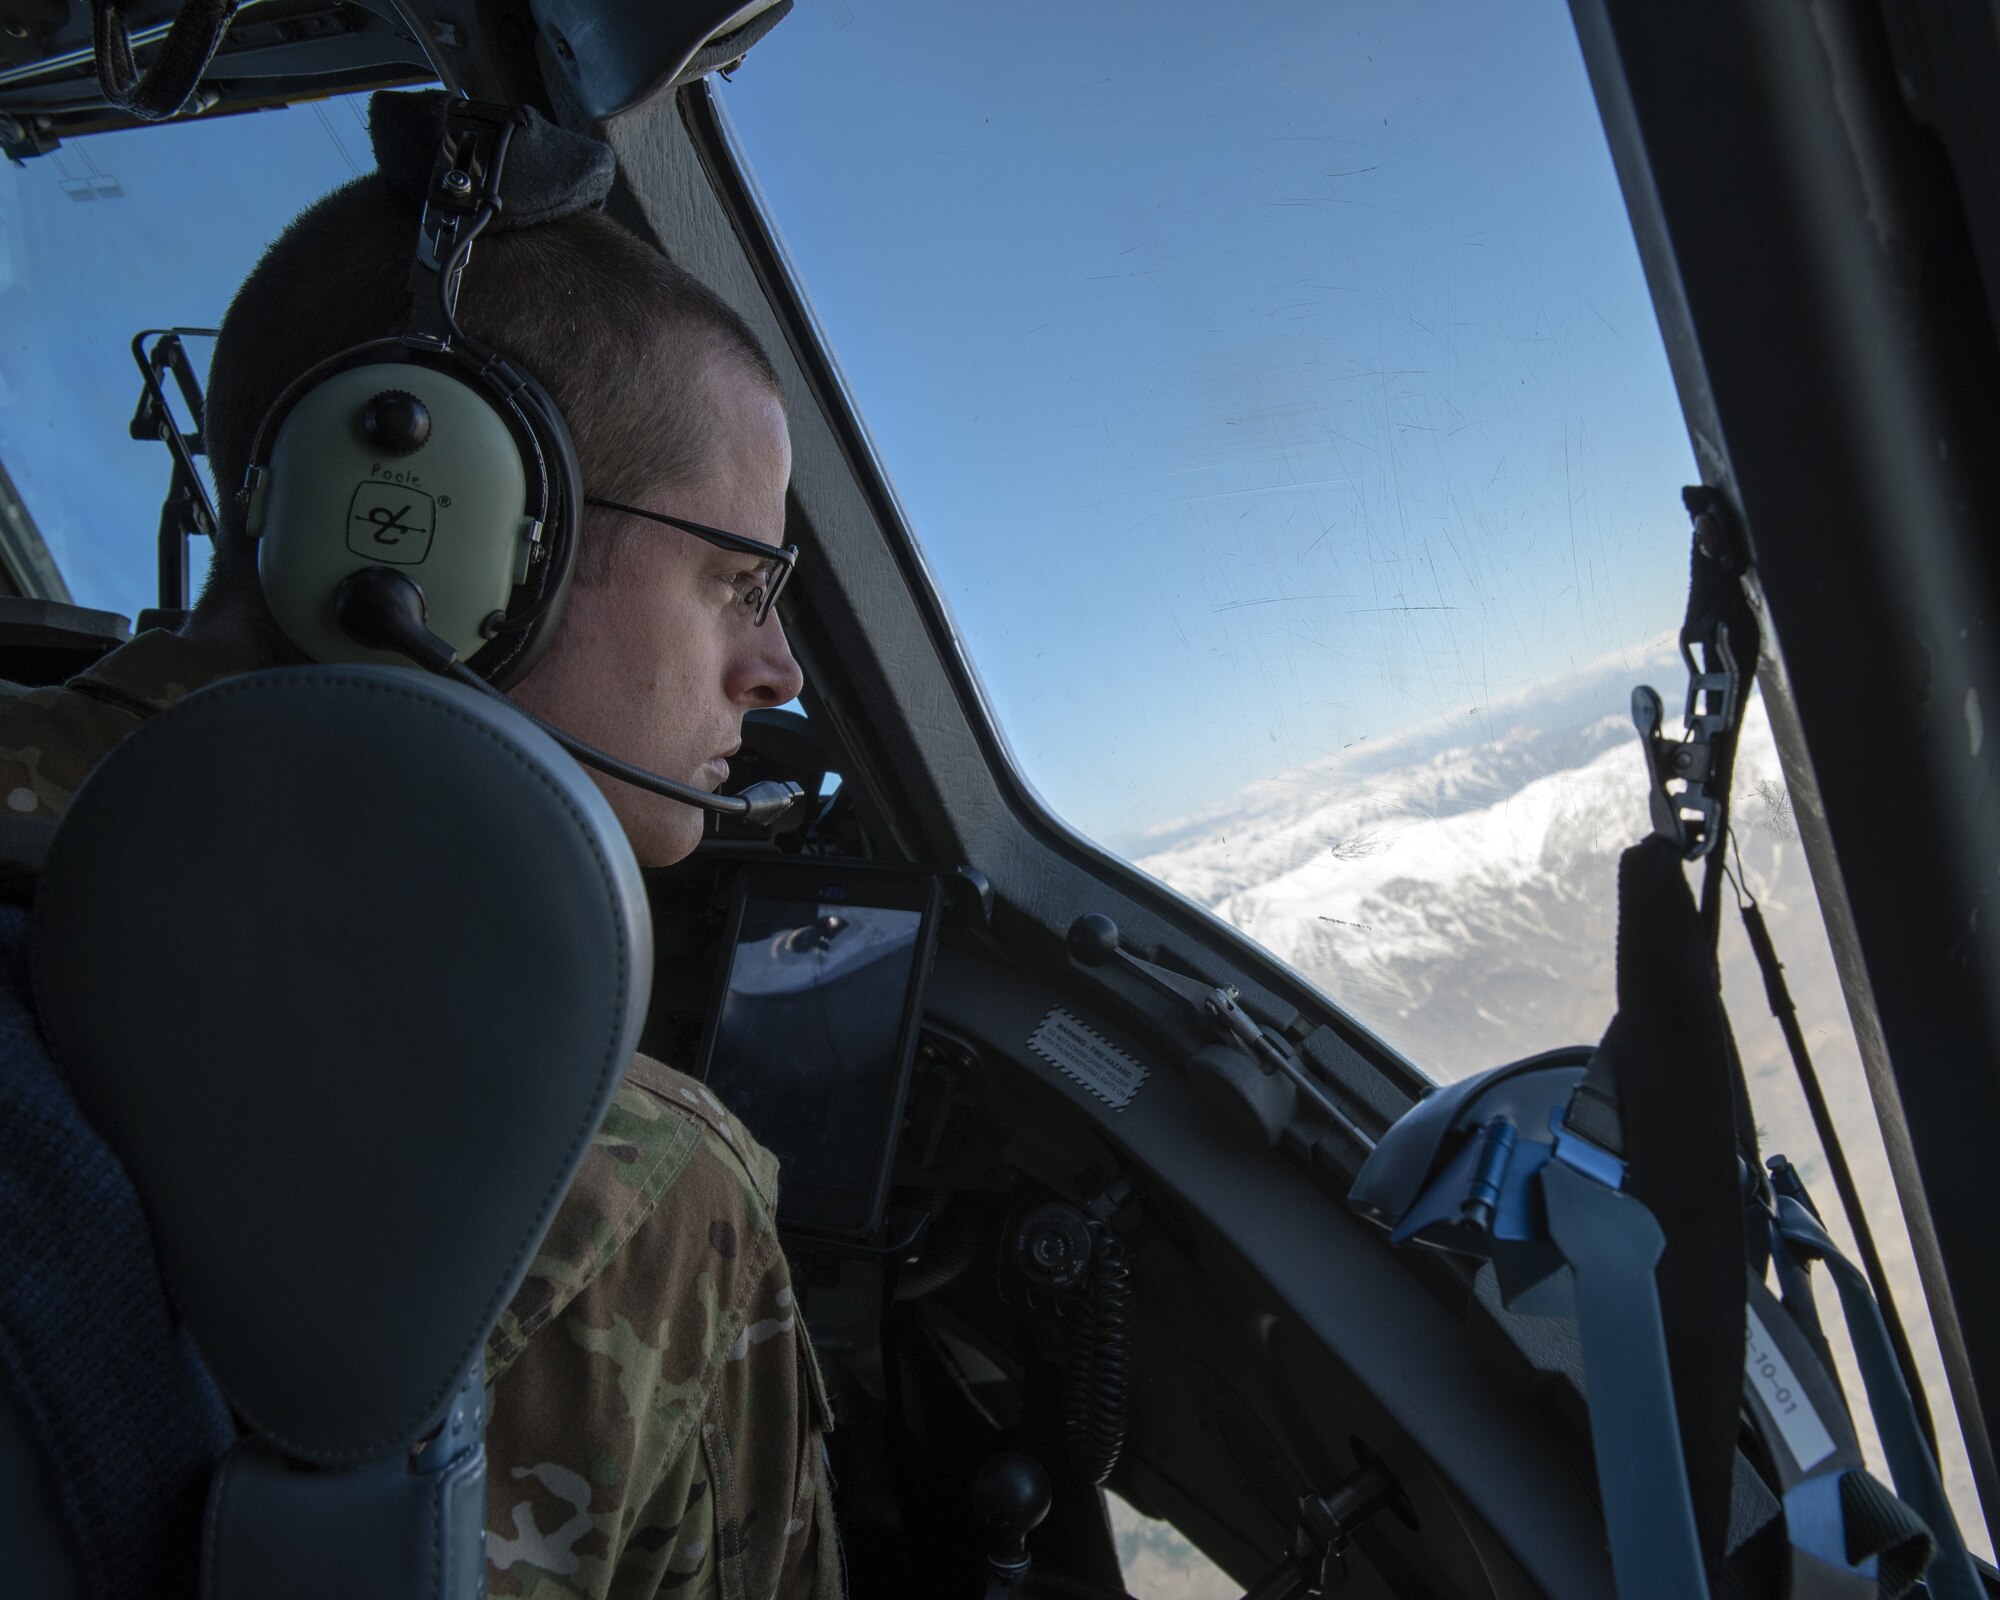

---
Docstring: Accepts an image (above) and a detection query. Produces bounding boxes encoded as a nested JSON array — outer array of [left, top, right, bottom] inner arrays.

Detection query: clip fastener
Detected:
[[1631, 629, 1739, 858], [1634, 490, 1747, 860], [1633, 683, 1719, 856], [407, 102, 526, 344], [1633, 618, 1740, 861]]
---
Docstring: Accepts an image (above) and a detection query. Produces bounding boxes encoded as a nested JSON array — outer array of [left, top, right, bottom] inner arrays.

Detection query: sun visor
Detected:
[[532, 0, 794, 124]]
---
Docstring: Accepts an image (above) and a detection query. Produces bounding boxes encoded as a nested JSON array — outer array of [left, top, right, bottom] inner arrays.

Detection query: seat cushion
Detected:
[[32, 666, 650, 1466]]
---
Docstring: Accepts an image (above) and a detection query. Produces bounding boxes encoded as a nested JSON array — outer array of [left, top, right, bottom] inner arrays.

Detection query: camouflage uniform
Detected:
[[0, 630, 843, 1600]]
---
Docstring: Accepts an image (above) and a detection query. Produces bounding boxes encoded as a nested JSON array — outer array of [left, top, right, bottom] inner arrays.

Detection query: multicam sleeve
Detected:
[[0, 684, 147, 819], [695, 1233, 840, 1600], [483, 1068, 841, 1600], [0, 633, 243, 821]]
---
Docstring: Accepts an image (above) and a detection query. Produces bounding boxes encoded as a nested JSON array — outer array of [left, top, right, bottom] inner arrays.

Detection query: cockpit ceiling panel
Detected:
[[0, 0, 794, 136], [530, 0, 791, 123], [0, 0, 433, 130]]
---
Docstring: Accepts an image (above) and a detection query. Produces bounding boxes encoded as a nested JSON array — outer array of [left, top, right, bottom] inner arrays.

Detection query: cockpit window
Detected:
[[0, 95, 372, 619], [721, 0, 1699, 1070], [716, 0, 1989, 1555]]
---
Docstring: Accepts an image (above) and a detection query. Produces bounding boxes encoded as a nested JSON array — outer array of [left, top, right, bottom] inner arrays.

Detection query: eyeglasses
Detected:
[[584, 496, 798, 626]]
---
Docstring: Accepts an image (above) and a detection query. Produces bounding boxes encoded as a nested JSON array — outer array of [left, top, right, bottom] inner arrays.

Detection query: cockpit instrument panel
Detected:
[[695, 860, 943, 1240]]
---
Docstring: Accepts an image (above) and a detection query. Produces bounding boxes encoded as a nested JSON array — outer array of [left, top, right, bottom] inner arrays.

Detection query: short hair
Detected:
[[202, 173, 783, 593]]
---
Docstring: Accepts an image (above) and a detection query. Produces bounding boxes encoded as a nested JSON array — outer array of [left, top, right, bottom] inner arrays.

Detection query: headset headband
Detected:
[[406, 102, 523, 347], [241, 97, 579, 688]]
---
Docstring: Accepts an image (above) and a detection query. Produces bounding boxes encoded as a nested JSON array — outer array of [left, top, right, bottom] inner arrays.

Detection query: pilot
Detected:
[[0, 95, 839, 1600]]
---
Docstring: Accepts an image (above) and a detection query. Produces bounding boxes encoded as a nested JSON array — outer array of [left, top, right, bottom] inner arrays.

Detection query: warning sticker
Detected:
[[1028, 1008, 1149, 1109]]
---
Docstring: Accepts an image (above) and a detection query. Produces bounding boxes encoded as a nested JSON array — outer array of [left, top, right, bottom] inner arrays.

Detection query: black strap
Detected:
[[1839, 1470, 1937, 1600], [1680, 492, 1769, 1257], [1575, 835, 1747, 1571], [91, 0, 241, 122], [1569, 496, 1773, 1568]]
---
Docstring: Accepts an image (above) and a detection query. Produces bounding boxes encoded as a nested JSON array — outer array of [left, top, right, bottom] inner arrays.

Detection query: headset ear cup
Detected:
[[464, 364, 580, 689], [254, 352, 538, 668], [244, 339, 579, 684]]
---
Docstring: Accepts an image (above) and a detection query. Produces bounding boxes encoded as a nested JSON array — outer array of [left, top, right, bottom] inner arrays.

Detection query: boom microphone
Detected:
[[334, 567, 805, 826]]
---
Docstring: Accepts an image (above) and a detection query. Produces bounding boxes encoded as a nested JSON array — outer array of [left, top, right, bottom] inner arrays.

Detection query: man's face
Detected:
[[509, 357, 804, 867]]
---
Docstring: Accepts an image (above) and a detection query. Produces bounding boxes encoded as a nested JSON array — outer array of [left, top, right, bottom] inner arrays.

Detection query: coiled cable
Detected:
[[1064, 1227, 1132, 1487]]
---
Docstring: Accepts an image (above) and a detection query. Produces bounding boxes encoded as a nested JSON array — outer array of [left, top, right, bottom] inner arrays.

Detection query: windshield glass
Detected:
[[1, 19, 1986, 1566], [0, 96, 374, 619], [718, 0, 1988, 1556], [723, 0, 1693, 1067]]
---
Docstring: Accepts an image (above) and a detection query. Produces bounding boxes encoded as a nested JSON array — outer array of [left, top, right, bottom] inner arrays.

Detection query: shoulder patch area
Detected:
[[0, 679, 143, 820], [485, 1055, 788, 1382], [626, 1052, 781, 1214], [0, 633, 240, 821], [481, 1057, 826, 1600], [486, 1071, 701, 1380]]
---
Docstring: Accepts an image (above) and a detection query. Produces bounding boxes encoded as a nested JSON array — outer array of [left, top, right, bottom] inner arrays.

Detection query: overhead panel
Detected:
[[0, 0, 793, 156], [528, 0, 790, 124], [0, 0, 435, 153]]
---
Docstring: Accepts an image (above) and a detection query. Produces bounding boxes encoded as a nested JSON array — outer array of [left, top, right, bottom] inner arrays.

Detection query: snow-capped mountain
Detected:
[[1132, 637, 1815, 1075]]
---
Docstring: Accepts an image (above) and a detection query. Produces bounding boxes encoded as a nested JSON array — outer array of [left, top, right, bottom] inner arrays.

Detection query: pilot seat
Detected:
[[0, 663, 653, 1598]]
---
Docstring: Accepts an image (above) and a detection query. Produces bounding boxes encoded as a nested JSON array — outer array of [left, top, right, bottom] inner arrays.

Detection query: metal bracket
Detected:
[[1632, 495, 1746, 860], [406, 99, 524, 344], [1548, 1104, 1627, 1192], [1066, 912, 1372, 1148], [129, 328, 220, 611]]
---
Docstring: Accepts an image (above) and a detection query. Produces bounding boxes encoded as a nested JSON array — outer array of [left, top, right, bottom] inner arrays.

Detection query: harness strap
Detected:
[[1569, 834, 1747, 1570], [1541, 1155, 1708, 1598], [1738, 894, 1938, 1462], [1741, 1273, 1881, 1598], [1774, 1199, 1984, 1600], [1682, 494, 1770, 1258], [1569, 496, 1785, 1568], [1760, 1172, 1840, 1389]]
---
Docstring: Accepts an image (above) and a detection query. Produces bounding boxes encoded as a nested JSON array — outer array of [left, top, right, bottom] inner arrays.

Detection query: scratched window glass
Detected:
[[0, 96, 371, 620], [721, 0, 1989, 1554], [724, 0, 1697, 1066]]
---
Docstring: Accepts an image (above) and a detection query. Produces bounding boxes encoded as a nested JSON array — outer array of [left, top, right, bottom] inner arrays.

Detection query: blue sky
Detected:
[[0, 0, 1696, 849], [720, 0, 1698, 846]]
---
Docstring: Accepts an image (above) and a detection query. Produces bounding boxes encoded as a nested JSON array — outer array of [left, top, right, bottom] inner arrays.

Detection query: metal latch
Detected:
[[1633, 488, 1746, 860]]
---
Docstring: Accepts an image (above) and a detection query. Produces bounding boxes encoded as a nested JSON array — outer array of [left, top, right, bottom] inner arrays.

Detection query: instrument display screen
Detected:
[[697, 862, 941, 1239]]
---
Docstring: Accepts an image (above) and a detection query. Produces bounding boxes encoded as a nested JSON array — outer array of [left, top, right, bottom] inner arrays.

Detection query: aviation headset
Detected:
[[236, 96, 801, 826]]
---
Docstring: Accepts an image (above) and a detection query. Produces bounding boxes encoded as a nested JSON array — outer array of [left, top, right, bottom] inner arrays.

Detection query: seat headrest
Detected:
[[32, 666, 650, 1466]]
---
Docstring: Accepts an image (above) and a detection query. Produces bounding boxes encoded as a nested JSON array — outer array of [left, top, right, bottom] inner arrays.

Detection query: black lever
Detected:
[[1067, 913, 1372, 1149], [972, 1451, 1052, 1599]]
